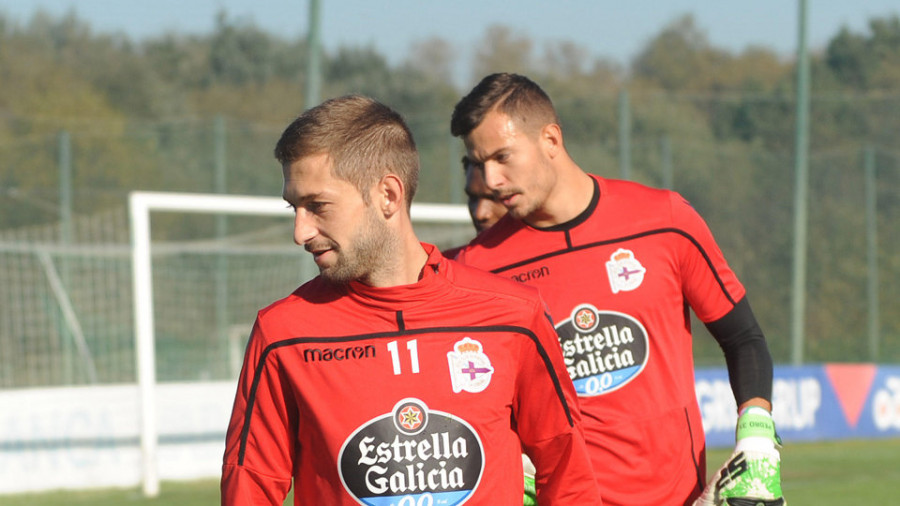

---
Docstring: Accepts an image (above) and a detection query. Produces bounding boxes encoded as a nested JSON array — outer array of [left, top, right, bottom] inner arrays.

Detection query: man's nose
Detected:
[[482, 162, 505, 191], [293, 209, 317, 246]]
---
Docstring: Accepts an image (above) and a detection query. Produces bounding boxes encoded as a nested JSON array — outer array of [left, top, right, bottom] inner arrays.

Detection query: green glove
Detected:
[[523, 474, 537, 506], [522, 453, 537, 505], [694, 407, 786, 506]]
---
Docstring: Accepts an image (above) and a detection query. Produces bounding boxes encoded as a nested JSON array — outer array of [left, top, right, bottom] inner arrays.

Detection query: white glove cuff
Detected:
[[734, 406, 777, 452]]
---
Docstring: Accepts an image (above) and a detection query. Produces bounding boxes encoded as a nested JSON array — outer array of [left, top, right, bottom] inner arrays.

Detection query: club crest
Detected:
[[447, 337, 494, 393], [605, 248, 646, 293]]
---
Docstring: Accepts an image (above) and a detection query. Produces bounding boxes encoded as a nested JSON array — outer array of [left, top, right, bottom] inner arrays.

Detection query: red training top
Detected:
[[221, 243, 602, 505], [457, 175, 747, 506]]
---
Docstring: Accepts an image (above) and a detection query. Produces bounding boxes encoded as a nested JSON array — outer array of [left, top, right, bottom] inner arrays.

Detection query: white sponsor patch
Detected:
[[338, 398, 484, 505], [558, 305, 649, 396]]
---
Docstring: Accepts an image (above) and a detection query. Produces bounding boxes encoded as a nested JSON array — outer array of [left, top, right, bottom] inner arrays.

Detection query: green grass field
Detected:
[[4, 438, 898, 505]]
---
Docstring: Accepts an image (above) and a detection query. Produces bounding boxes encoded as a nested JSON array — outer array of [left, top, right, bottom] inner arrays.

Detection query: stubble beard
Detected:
[[503, 190, 538, 222], [504, 164, 554, 223], [319, 205, 396, 285]]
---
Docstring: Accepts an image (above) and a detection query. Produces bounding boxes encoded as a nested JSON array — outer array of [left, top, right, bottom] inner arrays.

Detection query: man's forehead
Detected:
[[464, 113, 519, 160], [283, 152, 331, 175], [281, 154, 353, 199]]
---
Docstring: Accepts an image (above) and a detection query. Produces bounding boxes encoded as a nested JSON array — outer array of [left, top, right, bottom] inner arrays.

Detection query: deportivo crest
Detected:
[[605, 248, 646, 293], [447, 338, 494, 394], [556, 304, 649, 396], [338, 398, 484, 506]]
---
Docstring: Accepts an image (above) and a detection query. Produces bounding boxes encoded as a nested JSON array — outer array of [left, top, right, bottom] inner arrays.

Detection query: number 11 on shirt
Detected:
[[387, 339, 420, 375]]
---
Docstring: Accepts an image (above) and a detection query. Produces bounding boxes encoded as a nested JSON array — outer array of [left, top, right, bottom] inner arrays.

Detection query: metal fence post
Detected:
[[618, 89, 631, 181], [660, 134, 673, 190], [790, 0, 810, 365], [864, 144, 880, 361]]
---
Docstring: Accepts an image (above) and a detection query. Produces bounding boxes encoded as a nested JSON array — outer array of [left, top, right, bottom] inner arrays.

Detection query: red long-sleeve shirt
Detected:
[[457, 175, 750, 505], [221, 243, 602, 505]]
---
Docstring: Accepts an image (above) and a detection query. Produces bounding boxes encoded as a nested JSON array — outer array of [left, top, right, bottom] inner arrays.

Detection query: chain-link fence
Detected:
[[1, 93, 898, 388]]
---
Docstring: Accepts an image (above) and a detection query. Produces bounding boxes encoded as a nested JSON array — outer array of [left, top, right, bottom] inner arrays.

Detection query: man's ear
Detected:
[[375, 173, 404, 218], [540, 123, 563, 159]]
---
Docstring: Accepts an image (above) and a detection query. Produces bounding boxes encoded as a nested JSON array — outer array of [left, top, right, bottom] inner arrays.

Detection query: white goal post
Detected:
[[129, 191, 470, 497]]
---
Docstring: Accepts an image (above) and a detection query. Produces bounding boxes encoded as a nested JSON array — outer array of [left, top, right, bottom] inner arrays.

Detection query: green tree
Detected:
[[826, 15, 900, 90], [406, 36, 456, 85], [325, 45, 393, 98], [632, 14, 724, 91], [471, 24, 534, 80], [208, 11, 278, 86]]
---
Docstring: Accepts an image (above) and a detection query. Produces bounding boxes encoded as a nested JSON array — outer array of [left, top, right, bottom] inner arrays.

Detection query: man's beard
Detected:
[[319, 205, 395, 284], [498, 190, 534, 221]]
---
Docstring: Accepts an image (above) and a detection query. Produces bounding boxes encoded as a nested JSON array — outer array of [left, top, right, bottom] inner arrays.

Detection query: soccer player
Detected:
[[463, 157, 508, 234], [220, 95, 602, 505], [443, 158, 508, 259], [450, 73, 785, 506]]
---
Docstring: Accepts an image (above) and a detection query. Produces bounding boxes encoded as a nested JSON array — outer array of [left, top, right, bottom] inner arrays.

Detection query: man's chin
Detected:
[[507, 206, 530, 221], [319, 265, 359, 285]]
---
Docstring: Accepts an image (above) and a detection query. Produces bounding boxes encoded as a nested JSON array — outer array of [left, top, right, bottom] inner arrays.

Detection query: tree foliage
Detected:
[[1, 9, 899, 361]]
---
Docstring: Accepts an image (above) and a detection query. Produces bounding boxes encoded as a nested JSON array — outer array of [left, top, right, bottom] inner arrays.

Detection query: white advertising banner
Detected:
[[0, 381, 235, 494]]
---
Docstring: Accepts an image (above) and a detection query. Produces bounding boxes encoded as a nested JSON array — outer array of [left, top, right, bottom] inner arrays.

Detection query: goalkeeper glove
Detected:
[[523, 453, 537, 506], [694, 406, 786, 506]]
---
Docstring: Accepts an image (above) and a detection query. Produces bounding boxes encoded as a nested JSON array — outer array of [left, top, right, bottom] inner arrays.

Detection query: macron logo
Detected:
[[303, 345, 376, 362], [509, 265, 550, 283]]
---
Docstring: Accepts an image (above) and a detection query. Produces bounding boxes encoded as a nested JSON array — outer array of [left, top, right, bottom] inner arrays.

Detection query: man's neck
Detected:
[[361, 231, 428, 288], [526, 166, 594, 228]]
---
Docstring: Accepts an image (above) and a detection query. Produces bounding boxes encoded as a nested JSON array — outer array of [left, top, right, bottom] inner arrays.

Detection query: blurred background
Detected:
[[2, 1, 900, 501], [0, 0, 898, 388]]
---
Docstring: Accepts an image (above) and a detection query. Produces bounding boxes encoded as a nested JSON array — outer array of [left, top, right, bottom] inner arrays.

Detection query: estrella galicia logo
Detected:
[[338, 398, 484, 505], [556, 304, 649, 396]]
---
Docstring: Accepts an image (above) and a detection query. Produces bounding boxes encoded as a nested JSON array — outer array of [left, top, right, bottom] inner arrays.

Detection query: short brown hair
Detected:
[[450, 73, 559, 138], [275, 95, 419, 207]]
